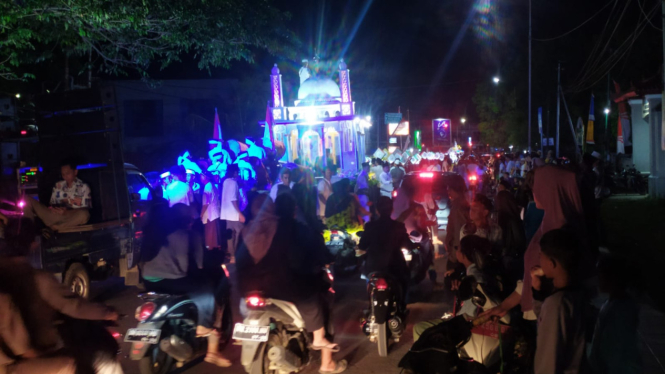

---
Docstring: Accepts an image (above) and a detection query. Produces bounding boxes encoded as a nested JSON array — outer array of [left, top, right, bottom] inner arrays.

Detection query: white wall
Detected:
[[628, 99, 650, 173]]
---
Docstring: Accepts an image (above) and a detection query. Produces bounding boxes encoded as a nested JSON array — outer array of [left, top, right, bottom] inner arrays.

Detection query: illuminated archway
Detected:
[[300, 129, 322, 166]]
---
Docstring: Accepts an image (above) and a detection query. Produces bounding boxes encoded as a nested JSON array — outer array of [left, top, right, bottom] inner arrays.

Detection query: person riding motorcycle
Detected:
[[0, 218, 121, 374], [325, 178, 368, 233], [358, 196, 411, 306], [139, 203, 231, 367], [236, 193, 346, 374]]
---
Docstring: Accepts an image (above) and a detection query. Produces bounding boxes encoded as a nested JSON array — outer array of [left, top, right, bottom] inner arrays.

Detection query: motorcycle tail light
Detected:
[[135, 302, 156, 322], [392, 190, 398, 198], [375, 278, 388, 291], [246, 295, 267, 309], [17, 200, 25, 209], [469, 175, 477, 181], [327, 271, 334, 282], [419, 172, 434, 178]]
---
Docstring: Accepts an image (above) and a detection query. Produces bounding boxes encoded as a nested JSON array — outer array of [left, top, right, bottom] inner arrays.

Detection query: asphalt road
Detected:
[[94, 257, 451, 374]]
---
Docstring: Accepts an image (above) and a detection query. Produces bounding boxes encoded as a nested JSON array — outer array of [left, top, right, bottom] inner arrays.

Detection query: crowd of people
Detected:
[[0, 142, 642, 374]]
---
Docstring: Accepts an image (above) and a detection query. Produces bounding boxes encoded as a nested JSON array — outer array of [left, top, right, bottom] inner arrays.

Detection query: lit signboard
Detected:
[[432, 118, 451, 146], [389, 121, 409, 136]]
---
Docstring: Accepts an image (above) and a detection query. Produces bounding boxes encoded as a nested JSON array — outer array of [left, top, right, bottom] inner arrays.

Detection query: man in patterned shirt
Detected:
[[23, 160, 91, 230]]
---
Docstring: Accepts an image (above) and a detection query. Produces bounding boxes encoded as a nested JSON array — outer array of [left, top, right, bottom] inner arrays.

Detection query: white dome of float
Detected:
[[297, 77, 341, 101]]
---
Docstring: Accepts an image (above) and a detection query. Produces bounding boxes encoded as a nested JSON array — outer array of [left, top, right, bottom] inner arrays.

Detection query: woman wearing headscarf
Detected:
[[236, 194, 345, 373], [324, 178, 367, 233], [495, 190, 527, 286], [481, 166, 586, 321]]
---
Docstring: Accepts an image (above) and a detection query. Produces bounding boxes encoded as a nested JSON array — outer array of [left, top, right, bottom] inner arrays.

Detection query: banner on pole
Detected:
[[576, 117, 585, 148], [614, 81, 631, 146], [586, 95, 595, 145], [538, 107, 543, 135], [617, 115, 625, 154]]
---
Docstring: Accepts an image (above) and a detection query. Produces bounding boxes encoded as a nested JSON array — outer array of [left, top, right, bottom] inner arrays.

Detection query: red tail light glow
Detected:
[[136, 302, 155, 321], [468, 174, 477, 182], [392, 190, 397, 198], [375, 278, 388, 291], [246, 296, 266, 308], [17, 200, 25, 208], [327, 271, 334, 282], [419, 172, 434, 178]]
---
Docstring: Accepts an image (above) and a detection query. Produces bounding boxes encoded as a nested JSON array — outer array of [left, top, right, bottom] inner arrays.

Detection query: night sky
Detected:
[[5, 0, 663, 150], [245, 0, 663, 148]]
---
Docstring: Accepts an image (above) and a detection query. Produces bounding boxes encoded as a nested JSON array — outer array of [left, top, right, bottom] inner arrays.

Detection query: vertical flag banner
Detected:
[[617, 115, 625, 154], [538, 107, 543, 134], [576, 117, 585, 148], [613, 81, 631, 146], [586, 95, 595, 145], [213, 108, 222, 140]]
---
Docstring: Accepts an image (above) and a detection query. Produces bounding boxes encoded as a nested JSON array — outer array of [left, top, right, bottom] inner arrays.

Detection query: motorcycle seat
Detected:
[[138, 292, 175, 300]]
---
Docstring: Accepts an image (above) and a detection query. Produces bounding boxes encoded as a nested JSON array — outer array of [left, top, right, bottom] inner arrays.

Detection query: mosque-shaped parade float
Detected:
[[261, 57, 368, 174]]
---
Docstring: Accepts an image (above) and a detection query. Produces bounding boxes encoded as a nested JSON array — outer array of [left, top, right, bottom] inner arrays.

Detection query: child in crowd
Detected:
[[531, 228, 588, 374], [588, 254, 641, 374]]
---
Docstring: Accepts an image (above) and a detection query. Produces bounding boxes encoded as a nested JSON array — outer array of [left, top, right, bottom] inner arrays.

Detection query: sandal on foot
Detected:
[[311, 342, 340, 352], [319, 359, 348, 374], [196, 326, 216, 337], [204, 352, 232, 367]]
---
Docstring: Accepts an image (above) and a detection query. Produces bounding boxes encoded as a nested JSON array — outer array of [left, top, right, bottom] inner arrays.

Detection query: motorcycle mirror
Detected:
[[471, 289, 487, 308]]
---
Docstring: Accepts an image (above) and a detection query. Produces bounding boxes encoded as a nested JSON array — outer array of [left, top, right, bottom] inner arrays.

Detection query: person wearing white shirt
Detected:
[[201, 172, 221, 250], [269, 168, 295, 202], [379, 163, 393, 198], [164, 166, 193, 208], [317, 168, 333, 222], [370, 158, 384, 179], [219, 165, 245, 263]]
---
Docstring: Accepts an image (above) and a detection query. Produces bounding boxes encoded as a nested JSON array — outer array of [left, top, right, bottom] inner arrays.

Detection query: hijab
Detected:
[[495, 190, 521, 229], [521, 166, 585, 312], [241, 194, 279, 264]]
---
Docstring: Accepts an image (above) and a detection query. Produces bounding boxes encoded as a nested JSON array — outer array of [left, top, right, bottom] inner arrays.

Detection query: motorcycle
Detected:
[[404, 230, 434, 285], [325, 228, 360, 275], [126, 289, 233, 374], [361, 273, 407, 357], [236, 268, 335, 374]]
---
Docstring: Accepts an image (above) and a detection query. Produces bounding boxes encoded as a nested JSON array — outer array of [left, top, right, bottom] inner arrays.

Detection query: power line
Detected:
[[567, 1, 659, 92], [533, 0, 616, 42], [636, 0, 662, 31]]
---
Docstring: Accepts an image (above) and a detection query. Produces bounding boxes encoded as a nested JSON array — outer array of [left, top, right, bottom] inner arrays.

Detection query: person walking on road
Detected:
[[220, 164, 245, 263]]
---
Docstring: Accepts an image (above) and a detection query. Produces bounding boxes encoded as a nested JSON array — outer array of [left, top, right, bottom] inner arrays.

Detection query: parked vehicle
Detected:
[[361, 273, 407, 357]]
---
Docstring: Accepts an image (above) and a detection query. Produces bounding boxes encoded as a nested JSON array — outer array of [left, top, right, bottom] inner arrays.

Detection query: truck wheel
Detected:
[[64, 263, 90, 299]]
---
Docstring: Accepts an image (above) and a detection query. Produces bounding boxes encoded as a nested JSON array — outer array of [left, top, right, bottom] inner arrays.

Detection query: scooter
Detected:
[[361, 273, 407, 357], [126, 289, 233, 374], [325, 227, 360, 275], [236, 268, 334, 374]]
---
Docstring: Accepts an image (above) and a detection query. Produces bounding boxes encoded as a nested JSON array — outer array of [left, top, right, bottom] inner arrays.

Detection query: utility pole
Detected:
[[556, 62, 561, 158], [528, 0, 532, 152]]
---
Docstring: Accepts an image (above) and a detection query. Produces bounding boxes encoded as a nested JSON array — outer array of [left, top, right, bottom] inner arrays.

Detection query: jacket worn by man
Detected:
[[358, 217, 411, 286]]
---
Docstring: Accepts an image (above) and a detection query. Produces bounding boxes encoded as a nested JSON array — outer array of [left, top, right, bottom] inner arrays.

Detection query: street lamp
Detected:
[[493, 77, 500, 85], [604, 108, 610, 115], [461, 117, 466, 124], [15, 93, 20, 99]]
